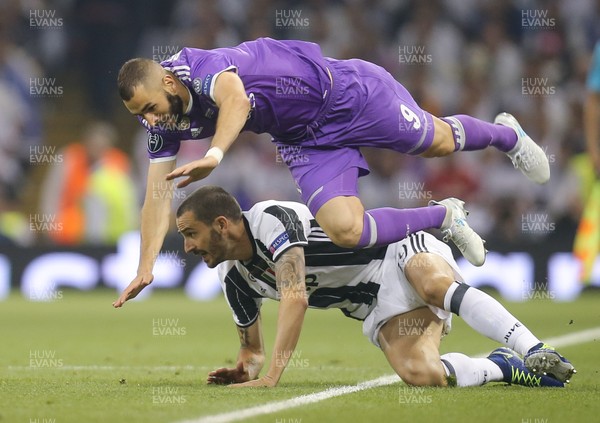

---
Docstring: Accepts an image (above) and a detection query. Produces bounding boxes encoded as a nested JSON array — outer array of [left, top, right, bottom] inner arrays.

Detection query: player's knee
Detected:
[[420, 272, 454, 306], [406, 256, 453, 307], [398, 358, 446, 387], [321, 215, 363, 248]]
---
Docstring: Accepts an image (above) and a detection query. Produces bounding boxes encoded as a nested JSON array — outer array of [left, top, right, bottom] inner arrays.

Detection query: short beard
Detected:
[[166, 92, 184, 123], [206, 228, 227, 268]]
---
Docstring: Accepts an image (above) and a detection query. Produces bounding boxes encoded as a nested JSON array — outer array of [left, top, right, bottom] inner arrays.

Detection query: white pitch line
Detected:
[[177, 375, 400, 423], [176, 326, 600, 423], [543, 326, 600, 348]]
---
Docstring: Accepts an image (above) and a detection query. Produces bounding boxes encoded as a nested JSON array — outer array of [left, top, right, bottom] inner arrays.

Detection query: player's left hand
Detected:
[[112, 273, 154, 308], [165, 156, 219, 188], [207, 361, 250, 385], [228, 375, 277, 388]]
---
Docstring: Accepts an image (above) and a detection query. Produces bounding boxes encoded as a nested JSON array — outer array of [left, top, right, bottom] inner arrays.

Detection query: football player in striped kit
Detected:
[[122, 186, 574, 388]]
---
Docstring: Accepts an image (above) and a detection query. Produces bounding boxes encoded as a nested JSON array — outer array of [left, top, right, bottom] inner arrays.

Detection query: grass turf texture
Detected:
[[1, 289, 599, 423]]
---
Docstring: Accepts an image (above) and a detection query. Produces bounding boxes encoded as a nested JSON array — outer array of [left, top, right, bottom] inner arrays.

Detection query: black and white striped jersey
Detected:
[[217, 200, 431, 328]]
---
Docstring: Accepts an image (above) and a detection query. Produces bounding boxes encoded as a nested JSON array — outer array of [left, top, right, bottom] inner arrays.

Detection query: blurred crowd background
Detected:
[[0, 0, 599, 250]]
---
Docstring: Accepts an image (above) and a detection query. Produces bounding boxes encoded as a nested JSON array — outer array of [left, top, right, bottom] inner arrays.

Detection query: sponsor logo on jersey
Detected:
[[190, 127, 203, 138], [192, 78, 202, 94], [202, 74, 213, 96], [147, 133, 164, 153], [269, 231, 290, 254]]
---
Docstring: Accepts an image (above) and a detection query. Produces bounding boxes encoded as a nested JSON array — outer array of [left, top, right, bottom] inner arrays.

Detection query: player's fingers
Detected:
[[114, 290, 132, 307], [165, 167, 189, 180], [207, 376, 230, 385], [208, 368, 228, 377], [176, 177, 193, 189]]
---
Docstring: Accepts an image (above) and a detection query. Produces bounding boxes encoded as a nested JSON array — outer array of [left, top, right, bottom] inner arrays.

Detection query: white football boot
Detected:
[[494, 112, 550, 184], [430, 198, 487, 266]]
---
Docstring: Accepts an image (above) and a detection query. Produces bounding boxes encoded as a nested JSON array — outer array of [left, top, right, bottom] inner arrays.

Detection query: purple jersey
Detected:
[[143, 38, 333, 161], [140, 38, 435, 218]]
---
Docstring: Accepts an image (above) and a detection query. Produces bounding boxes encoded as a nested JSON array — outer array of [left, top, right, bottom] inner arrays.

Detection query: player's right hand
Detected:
[[165, 156, 219, 188], [592, 154, 600, 178], [112, 273, 154, 308], [207, 361, 250, 385]]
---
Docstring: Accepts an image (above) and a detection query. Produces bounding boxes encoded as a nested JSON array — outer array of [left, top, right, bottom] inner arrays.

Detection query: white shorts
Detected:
[[362, 232, 464, 348]]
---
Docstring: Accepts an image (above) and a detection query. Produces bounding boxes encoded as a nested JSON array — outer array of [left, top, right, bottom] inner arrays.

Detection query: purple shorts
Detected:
[[275, 58, 435, 216]]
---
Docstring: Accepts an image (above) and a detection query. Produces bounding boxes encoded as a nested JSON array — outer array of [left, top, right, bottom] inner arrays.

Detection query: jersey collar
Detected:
[[184, 85, 193, 115]]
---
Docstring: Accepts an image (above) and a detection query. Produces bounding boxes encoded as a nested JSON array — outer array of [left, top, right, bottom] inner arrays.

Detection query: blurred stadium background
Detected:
[[0, 0, 599, 303]]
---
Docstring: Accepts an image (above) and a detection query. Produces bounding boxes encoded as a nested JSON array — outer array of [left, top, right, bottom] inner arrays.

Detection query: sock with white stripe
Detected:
[[355, 206, 446, 248], [443, 282, 541, 355], [441, 353, 504, 387], [442, 115, 517, 152]]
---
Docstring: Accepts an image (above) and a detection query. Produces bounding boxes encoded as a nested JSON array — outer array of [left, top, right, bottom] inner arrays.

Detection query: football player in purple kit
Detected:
[[113, 38, 549, 308]]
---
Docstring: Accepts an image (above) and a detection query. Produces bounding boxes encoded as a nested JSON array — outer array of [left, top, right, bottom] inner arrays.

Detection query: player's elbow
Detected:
[[224, 94, 251, 115], [280, 292, 309, 310], [237, 96, 251, 117]]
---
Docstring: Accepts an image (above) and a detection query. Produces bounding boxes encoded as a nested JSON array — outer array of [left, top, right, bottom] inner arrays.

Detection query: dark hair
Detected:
[[117, 58, 156, 101], [176, 186, 243, 224]]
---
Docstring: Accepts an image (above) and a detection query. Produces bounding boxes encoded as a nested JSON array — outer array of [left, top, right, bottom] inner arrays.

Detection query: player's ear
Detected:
[[162, 73, 177, 93], [213, 216, 228, 232]]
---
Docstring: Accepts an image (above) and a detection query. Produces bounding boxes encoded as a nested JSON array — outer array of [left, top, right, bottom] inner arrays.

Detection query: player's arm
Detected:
[[585, 90, 600, 175], [113, 159, 176, 308], [230, 246, 308, 388], [207, 315, 266, 385], [166, 71, 250, 188]]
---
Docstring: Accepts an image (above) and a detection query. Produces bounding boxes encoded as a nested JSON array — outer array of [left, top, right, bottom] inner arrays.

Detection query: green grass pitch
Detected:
[[1, 289, 599, 423]]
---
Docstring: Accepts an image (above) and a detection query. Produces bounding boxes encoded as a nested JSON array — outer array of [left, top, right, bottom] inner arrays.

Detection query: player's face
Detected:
[[176, 211, 230, 268], [124, 82, 184, 128]]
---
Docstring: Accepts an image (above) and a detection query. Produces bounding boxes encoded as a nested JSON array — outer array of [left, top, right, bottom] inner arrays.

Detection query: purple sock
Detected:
[[442, 115, 517, 153], [356, 205, 446, 248]]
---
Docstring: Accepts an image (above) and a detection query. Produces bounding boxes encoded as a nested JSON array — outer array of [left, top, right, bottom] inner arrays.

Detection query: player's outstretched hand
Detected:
[[228, 375, 276, 388], [207, 361, 250, 385], [112, 273, 154, 308], [592, 155, 600, 178], [165, 156, 219, 188]]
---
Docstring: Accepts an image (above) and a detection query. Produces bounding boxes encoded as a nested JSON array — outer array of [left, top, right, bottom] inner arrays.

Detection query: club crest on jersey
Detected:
[[147, 133, 164, 153], [269, 231, 290, 254], [192, 78, 202, 94], [178, 117, 190, 131]]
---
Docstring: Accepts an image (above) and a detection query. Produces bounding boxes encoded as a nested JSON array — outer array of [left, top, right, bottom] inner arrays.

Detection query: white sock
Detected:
[[441, 353, 504, 387], [443, 282, 540, 355]]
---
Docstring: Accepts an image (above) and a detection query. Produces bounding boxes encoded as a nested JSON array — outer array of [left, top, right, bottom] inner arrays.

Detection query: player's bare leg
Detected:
[[419, 116, 455, 158], [378, 307, 448, 387], [404, 252, 575, 383], [378, 304, 564, 387], [314, 195, 486, 265], [314, 196, 365, 248]]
